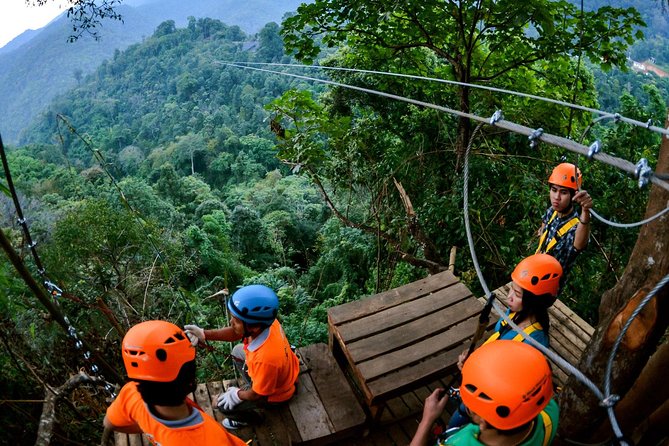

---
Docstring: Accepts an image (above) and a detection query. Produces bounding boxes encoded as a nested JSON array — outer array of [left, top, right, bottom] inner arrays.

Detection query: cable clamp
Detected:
[[28, 241, 37, 248], [645, 119, 652, 129], [17, 218, 26, 225], [489, 110, 504, 125], [91, 364, 99, 374], [67, 326, 77, 338], [447, 386, 461, 399], [587, 140, 601, 160], [635, 158, 652, 189], [528, 128, 544, 149], [613, 113, 621, 123], [45, 281, 63, 298], [599, 394, 620, 408]]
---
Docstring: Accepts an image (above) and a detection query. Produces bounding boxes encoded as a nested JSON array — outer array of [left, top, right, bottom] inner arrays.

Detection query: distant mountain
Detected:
[[0, 28, 42, 56], [0, 0, 305, 144]]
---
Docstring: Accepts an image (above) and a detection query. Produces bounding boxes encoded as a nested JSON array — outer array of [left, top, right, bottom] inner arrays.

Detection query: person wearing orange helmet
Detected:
[[536, 163, 593, 280], [449, 254, 562, 430], [410, 341, 558, 446], [103, 321, 246, 446]]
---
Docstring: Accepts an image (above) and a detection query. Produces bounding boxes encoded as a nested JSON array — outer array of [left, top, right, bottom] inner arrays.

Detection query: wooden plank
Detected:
[[552, 298, 594, 336], [299, 344, 367, 435], [288, 369, 335, 442], [114, 433, 129, 446], [549, 306, 592, 348], [128, 433, 143, 446], [359, 316, 480, 381], [367, 344, 462, 404], [251, 404, 297, 446], [347, 297, 482, 363], [192, 383, 215, 418], [337, 282, 473, 343], [328, 271, 458, 325], [206, 381, 226, 422]]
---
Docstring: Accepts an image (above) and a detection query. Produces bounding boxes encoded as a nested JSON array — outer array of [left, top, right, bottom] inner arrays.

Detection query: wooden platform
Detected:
[[328, 270, 491, 419], [112, 274, 594, 446], [114, 343, 366, 446]]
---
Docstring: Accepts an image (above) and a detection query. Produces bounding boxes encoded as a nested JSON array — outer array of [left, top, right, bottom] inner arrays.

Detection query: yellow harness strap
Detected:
[[483, 313, 543, 345], [540, 410, 553, 446], [536, 211, 579, 254]]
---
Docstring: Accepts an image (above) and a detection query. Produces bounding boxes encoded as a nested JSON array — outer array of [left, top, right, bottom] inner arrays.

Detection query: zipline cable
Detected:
[[221, 62, 669, 193], [222, 61, 669, 137]]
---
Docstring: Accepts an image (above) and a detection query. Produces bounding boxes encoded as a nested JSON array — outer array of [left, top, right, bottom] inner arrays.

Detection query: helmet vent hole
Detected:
[[464, 384, 477, 393], [496, 406, 511, 418], [531, 276, 539, 285], [131, 361, 138, 368], [541, 273, 551, 281], [478, 392, 492, 401], [174, 332, 186, 341], [156, 348, 167, 362], [536, 396, 546, 406], [164, 337, 175, 344], [252, 306, 262, 312]]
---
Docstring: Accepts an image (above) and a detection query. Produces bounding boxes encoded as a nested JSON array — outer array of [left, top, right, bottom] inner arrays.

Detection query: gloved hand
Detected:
[[217, 386, 242, 411], [184, 324, 205, 347]]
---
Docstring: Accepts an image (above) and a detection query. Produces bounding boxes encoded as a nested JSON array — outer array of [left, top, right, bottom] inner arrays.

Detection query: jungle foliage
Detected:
[[0, 2, 667, 444]]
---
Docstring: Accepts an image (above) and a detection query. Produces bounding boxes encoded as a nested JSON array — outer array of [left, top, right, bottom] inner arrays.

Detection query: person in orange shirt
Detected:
[[185, 284, 300, 430], [104, 320, 246, 446]]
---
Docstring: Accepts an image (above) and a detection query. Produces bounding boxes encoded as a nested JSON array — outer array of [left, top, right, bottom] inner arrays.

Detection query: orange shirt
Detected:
[[106, 382, 246, 446], [245, 320, 300, 402]]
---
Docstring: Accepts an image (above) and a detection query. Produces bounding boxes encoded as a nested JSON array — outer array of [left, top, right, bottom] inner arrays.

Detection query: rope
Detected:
[[590, 207, 669, 229], [221, 63, 669, 193], [221, 62, 669, 137]]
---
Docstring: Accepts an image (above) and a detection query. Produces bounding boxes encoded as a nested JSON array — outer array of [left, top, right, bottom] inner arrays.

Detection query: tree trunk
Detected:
[[558, 110, 669, 442], [35, 371, 102, 446]]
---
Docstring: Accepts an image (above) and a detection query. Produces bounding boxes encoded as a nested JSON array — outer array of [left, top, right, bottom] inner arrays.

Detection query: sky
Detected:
[[0, 0, 71, 48]]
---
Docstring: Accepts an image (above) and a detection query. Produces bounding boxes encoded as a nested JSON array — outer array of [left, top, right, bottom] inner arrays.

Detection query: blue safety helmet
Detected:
[[227, 284, 279, 325]]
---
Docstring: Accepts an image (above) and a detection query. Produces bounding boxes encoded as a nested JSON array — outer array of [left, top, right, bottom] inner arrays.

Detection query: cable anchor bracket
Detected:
[[635, 158, 652, 189], [587, 140, 602, 160], [489, 110, 504, 125], [528, 128, 544, 149]]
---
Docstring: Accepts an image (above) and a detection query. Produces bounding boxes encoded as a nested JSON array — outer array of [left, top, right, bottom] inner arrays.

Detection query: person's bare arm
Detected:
[[573, 190, 593, 251], [409, 389, 449, 446], [204, 326, 243, 342]]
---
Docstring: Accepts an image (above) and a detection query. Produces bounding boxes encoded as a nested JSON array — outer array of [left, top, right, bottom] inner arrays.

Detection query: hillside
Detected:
[[0, 0, 305, 144]]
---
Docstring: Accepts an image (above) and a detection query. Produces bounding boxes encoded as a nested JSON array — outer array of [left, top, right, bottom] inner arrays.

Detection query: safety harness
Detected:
[[536, 210, 579, 255], [482, 312, 543, 344]]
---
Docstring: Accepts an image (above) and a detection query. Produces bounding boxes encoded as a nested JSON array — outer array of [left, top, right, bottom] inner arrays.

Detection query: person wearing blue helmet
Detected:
[[184, 285, 299, 430]]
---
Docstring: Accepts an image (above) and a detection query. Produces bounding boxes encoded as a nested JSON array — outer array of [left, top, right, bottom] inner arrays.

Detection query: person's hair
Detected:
[[513, 290, 551, 335], [135, 360, 197, 406]]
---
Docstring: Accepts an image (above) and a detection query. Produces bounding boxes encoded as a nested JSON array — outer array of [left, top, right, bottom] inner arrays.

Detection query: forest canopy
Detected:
[[1, 1, 668, 444]]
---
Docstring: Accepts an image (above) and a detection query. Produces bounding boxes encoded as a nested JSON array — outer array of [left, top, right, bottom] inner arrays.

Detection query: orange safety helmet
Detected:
[[548, 163, 582, 190], [460, 340, 553, 430], [511, 254, 562, 298], [122, 321, 195, 382]]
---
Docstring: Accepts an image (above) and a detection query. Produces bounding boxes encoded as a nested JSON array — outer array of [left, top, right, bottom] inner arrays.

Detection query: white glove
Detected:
[[184, 324, 205, 347], [217, 386, 242, 410]]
